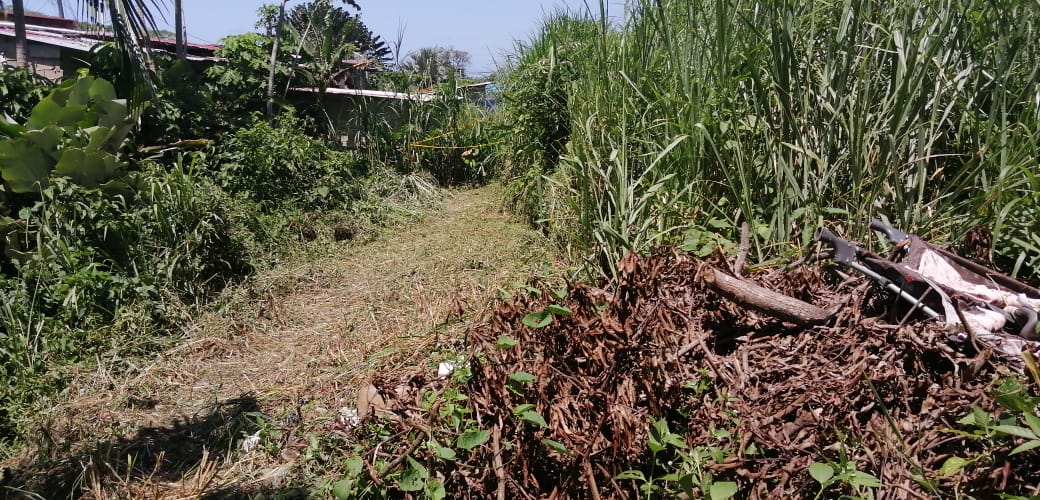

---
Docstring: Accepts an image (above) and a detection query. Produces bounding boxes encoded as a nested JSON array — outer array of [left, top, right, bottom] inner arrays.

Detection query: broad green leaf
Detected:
[[709, 481, 738, 500], [456, 429, 490, 451], [939, 456, 970, 476], [24, 126, 63, 157], [523, 310, 553, 329], [331, 478, 355, 500], [509, 372, 537, 383], [397, 456, 428, 492], [426, 478, 447, 500], [434, 446, 457, 461], [1010, 439, 1040, 455], [520, 410, 548, 428], [53, 149, 123, 188], [0, 141, 52, 192], [541, 438, 570, 455], [615, 469, 645, 481], [809, 462, 834, 484], [495, 335, 518, 349], [344, 456, 365, 477], [545, 304, 573, 316]]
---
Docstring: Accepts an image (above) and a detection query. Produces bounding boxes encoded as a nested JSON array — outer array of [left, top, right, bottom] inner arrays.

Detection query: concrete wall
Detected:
[[0, 39, 76, 80]]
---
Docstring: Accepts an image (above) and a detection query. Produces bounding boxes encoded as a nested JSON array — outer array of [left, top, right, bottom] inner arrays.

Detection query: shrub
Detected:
[[212, 113, 364, 212], [0, 68, 52, 125]]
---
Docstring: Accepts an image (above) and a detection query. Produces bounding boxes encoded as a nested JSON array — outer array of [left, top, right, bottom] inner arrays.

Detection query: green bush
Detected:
[[213, 113, 364, 212], [0, 164, 256, 443], [0, 68, 52, 125]]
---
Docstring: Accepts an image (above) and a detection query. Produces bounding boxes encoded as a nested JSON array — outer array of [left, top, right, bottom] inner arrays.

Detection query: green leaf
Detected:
[[615, 469, 646, 481], [331, 478, 356, 500], [541, 438, 570, 455], [53, 148, 123, 188], [512, 403, 536, 415], [434, 446, 457, 461], [1024, 412, 1040, 436], [545, 304, 573, 316], [709, 481, 739, 500], [809, 462, 834, 484], [994, 377, 1040, 412], [523, 310, 553, 329], [397, 456, 429, 492], [520, 410, 548, 428], [495, 335, 518, 349], [1010, 439, 1040, 456], [456, 429, 490, 451], [939, 456, 970, 476], [426, 478, 447, 500], [344, 456, 365, 477], [0, 140, 52, 192], [848, 470, 883, 488], [994, 425, 1039, 440], [509, 371, 537, 383]]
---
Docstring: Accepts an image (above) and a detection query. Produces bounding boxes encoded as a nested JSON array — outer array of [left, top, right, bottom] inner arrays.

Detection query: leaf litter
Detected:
[[360, 249, 1040, 498]]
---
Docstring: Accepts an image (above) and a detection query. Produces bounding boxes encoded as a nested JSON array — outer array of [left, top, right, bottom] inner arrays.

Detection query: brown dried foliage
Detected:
[[370, 250, 1039, 498]]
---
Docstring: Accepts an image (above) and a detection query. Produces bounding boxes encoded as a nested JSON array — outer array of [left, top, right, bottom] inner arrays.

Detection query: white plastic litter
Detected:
[[241, 430, 261, 453], [438, 361, 458, 379], [339, 407, 360, 428]]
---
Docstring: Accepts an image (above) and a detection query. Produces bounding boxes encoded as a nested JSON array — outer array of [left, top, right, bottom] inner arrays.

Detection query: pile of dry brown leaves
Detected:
[[364, 250, 1040, 499]]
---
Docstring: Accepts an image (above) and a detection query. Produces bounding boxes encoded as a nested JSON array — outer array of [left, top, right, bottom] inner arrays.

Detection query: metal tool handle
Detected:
[[813, 227, 859, 264], [869, 218, 909, 244]]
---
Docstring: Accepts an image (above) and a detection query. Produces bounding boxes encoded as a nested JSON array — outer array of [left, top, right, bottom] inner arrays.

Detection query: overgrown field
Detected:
[[500, 0, 1040, 280], [0, 55, 490, 454]]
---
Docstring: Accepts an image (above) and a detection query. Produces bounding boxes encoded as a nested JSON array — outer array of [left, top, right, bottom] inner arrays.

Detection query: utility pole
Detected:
[[12, 0, 26, 68], [266, 0, 288, 121], [175, 0, 186, 59], [55, 0, 64, 18]]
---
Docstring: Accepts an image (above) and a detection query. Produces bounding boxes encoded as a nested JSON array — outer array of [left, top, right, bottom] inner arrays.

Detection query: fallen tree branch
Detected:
[[702, 266, 832, 326]]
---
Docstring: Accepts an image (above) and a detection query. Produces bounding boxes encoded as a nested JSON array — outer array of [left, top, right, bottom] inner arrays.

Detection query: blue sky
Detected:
[[21, 0, 615, 75]]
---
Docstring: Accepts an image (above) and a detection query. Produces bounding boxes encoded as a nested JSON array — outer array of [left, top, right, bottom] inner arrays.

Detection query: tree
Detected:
[[265, 0, 359, 121], [442, 47, 471, 78], [400, 46, 471, 86], [77, 0, 166, 111], [287, 1, 390, 65]]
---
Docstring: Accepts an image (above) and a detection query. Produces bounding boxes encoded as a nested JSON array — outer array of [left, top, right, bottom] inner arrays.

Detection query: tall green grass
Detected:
[[502, 0, 1040, 278]]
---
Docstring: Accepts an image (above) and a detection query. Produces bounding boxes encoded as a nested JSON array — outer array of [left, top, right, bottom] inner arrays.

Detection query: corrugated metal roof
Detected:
[[292, 87, 436, 102], [0, 25, 97, 51], [0, 22, 222, 61]]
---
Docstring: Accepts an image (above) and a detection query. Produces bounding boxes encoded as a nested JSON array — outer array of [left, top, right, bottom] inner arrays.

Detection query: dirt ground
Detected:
[[0, 184, 558, 498]]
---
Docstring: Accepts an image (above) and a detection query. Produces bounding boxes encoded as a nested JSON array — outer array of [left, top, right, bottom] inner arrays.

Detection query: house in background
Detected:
[[0, 10, 220, 80]]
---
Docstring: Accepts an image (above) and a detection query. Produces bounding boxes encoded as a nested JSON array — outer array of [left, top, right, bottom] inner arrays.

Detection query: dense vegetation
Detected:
[[0, 1, 491, 452], [500, 0, 1040, 280]]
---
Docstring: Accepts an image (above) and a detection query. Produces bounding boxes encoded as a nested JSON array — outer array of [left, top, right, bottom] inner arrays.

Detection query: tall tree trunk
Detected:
[[12, 0, 27, 68], [174, 0, 186, 60], [266, 0, 288, 122]]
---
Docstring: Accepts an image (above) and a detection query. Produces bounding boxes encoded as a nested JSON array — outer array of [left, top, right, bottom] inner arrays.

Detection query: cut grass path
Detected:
[[5, 183, 558, 498]]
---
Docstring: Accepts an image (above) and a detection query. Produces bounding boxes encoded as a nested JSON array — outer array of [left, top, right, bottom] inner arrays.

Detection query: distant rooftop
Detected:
[[0, 10, 221, 58]]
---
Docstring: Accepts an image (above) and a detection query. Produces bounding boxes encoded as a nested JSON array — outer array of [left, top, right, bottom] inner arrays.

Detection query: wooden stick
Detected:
[[492, 423, 506, 500], [702, 267, 832, 326], [584, 459, 602, 500], [733, 222, 751, 277]]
